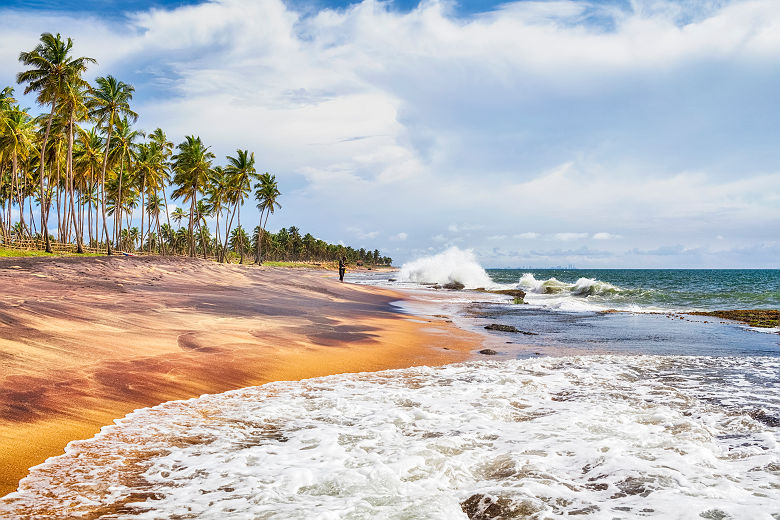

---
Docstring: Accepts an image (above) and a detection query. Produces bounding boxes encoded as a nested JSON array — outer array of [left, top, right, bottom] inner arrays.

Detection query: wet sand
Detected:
[[0, 256, 484, 497]]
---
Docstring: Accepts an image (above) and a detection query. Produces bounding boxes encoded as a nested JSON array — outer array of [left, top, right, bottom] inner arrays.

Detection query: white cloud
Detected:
[[347, 227, 379, 239], [593, 232, 621, 240], [391, 232, 408, 241], [553, 232, 589, 241], [513, 232, 540, 239]]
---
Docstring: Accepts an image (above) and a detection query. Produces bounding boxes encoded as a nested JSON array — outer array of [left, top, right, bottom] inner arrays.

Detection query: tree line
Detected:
[[0, 32, 391, 266]]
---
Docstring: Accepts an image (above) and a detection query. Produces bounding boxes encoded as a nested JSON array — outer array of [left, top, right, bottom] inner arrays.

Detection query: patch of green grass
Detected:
[[0, 247, 104, 258], [0, 247, 54, 257]]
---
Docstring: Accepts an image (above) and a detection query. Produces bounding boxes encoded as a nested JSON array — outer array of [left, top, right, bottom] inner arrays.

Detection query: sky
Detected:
[[1, 0, 779, 268]]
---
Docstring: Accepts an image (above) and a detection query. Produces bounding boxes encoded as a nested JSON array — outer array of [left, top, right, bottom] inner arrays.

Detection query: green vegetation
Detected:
[[0, 247, 53, 257], [0, 33, 391, 266], [0, 246, 102, 257]]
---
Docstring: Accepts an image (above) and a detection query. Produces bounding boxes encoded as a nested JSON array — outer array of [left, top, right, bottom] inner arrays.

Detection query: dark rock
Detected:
[[461, 494, 539, 519], [484, 324, 539, 335], [479, 349, 497, 355], [485, 324, 519, 333], [442, 281, 465, 290], [490, 289, 526, 299], [388, 278, 397, 282]]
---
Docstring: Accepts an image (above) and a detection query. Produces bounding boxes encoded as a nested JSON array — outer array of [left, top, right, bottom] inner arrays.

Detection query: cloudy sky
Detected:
[[1, 0, 779, 267]]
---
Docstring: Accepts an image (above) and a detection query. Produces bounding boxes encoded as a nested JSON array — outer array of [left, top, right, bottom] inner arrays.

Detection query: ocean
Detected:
[[1, 250, 778, 519]]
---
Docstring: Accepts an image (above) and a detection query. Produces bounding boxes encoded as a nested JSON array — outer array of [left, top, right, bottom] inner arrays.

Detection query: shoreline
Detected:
[[0, 256, 483, 498]]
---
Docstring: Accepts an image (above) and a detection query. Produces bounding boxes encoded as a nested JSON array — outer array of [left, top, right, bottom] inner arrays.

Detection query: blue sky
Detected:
[[1, 0, 779, 267]]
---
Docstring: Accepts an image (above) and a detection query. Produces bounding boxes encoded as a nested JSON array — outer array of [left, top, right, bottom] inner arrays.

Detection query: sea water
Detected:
[[2, 249, 778, 519]]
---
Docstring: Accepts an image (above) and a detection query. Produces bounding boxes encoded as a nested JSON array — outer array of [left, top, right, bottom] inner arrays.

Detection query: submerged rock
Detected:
[[442, 281, 466, 290], [484, 324, 538, 335], [473, 288, 526, 303], [479, 349, 497, 355], [461, 494, 540, 519], [485, 324, 519, 333]]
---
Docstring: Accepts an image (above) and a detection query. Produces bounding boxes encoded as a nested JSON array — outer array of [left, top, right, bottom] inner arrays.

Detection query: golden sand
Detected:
[[0, 256, 483, 497]]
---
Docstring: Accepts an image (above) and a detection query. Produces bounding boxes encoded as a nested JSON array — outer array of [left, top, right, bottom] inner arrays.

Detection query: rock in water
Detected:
[[484, 324, 538, 335], [442, 281, 465, 290], [484, 324, 519, 332], [461, 494, 539, 519], [478, 349, 497, 355]]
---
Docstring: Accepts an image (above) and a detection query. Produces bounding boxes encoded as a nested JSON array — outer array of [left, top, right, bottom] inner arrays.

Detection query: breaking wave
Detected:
[[399, 247, 495, 289], [519, 273, 620, 297]]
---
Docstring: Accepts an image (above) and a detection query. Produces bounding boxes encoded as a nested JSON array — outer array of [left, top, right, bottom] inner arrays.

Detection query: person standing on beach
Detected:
[[339, 256, 347, 282]]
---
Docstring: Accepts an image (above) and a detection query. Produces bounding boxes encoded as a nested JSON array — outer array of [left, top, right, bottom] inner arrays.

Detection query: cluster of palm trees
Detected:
[[1, 32, 392, 266], [0, 32, 287, 263], [261, 226, 392, 266]]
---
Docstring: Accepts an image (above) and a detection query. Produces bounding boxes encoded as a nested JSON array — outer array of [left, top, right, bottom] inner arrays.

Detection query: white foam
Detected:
[[398, 248, 495, 289], [3, 356, 778, 519]]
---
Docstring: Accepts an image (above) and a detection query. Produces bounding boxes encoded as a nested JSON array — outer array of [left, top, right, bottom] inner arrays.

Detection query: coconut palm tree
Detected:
[[205, 166, 228, 260], [171, 135, 213, 257], [148, 128, 173, 251], [57, 81, 90, 252], [74, 125, 103, 246], [254, 172, 281, 263], [88, 75, 137, 255], [0, 106, 36, 239], [146, 192, 164, 253], [224, 149, 256, 263], [107, 116, 141, 245], [17, 32, 95, 252], [135, 141, 166, 251]]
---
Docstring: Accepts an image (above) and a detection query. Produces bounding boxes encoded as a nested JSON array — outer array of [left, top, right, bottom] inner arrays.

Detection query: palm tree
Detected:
[[135, 141, 165, 251], [148, 128, 173, 252], [107, 116, 141, 245], [254, 172, 281, 264], [58, 81, 89, 252], [230, 226, 250, 260], [146, 192, 164, 253], [88, 75, 137, 254], [171, 207, 187, 229], [171, 135, 213, 257], [224, 149, 256, 263], [74, 125, 103, 246], [0, 106, 36, 238], [205, 166, 227, 260], [17, 32, 95, 252]]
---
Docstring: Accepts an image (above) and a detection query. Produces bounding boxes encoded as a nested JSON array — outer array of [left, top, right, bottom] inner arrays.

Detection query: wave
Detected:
[[399, 247, 495, 289], [2, 356, 777, 519], [518, 273, 620, 297]]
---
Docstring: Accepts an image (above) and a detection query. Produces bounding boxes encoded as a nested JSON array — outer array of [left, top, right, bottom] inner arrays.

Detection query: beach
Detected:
[[0, 256, 484, 499]]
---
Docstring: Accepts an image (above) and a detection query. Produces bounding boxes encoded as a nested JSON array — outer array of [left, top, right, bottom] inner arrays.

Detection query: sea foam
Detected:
[[2, 356, 778, 519], [399, 247, 495, 289]]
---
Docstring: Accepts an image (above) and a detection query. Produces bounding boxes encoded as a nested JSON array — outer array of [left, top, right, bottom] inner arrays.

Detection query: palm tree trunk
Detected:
[[67, 116, 83, 253], [236, 205, 243, 264], [98, 114, 114, 255], [161, 188, 172, 256], [140, 177, 146, 251], [37, 101, 58, 252], [188, 195, 196, 257], [223, 204, 237, 264], [55, 153, 62, 244]]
